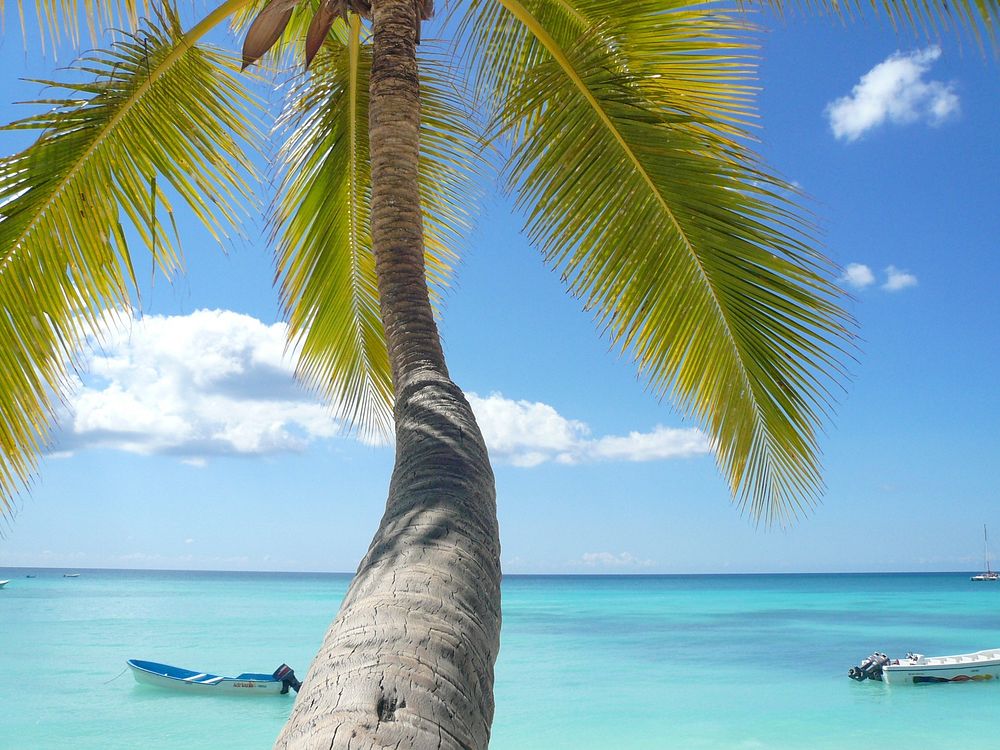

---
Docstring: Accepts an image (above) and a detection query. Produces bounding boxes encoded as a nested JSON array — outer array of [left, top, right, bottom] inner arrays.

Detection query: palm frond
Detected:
[[0, 3, 256, 514], [3, 0, 146, 49], [461, 0, 854, 524], [273, 17, 479, 439]]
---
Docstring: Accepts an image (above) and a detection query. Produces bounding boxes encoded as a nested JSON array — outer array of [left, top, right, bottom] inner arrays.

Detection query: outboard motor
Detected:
[[848, 652, 890, 681], [273, 664, 302, 694]]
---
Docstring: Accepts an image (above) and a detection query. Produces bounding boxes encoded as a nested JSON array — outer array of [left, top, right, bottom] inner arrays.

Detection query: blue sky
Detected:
[[0, 4, 998, 574]]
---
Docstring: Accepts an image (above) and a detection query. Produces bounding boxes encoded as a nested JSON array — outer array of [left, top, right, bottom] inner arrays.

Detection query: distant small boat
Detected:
[[25, 575, 36, 578], [971, 525, 999, 581], [63, 573, 80, 578], [126, 659, 301, 695], [0, 580, 9, 588], [849, 648, 1000, 684]]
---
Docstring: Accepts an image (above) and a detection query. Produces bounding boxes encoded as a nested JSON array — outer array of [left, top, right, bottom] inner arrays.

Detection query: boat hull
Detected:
[[883, 649, 1000, 685], [127, 660, 286, 695]]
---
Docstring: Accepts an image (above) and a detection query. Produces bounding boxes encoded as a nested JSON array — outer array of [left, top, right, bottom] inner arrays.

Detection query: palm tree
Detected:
[[0, 0, 994, 746]]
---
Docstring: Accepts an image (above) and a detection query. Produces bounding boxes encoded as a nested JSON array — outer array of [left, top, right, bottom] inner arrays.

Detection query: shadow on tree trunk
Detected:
[[276, 368, 501, 750]]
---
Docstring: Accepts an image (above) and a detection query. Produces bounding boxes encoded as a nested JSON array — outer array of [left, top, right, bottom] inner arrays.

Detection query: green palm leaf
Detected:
[[462, 0, 853, 524], [273, 17, 479, 439], [3, 0, 146, 48], [0, 3, 256, 514]]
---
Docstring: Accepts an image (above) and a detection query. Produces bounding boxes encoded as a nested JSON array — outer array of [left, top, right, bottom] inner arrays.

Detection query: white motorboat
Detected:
[[127, 659, 301, 695], [850, 648, 1000, 684], [0, 580, 9, 588]]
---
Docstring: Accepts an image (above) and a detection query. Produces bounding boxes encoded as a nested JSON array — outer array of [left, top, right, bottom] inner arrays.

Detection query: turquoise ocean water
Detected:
[[3, 569, 1000, 748]]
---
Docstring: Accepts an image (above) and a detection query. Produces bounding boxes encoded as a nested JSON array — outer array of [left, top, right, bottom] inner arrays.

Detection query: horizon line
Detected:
[[0, 564, 982, 577]]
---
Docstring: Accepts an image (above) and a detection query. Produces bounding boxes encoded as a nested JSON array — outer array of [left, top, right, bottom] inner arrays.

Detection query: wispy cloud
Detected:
[[467, 393, 710, 467], [883, 265, 918, 292], [841, 262, 918, 293], [826, 46, 959, 142], [580, 551, 654, 569]]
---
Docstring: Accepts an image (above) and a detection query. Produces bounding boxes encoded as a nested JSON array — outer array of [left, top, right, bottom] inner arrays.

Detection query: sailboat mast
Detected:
[[986, 525, 992, 575]]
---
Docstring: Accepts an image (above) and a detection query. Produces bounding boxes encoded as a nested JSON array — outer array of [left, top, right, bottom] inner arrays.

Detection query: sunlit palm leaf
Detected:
[[0, 5, 255, 514], [273, 17, 478, 439], [3, 0, 147, 48], [462, 0, 853, 524]]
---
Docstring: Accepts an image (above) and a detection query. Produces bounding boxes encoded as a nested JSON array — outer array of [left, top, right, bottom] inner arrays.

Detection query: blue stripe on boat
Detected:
[[127, 659, 279, 683], [128, 660, 222, 681]]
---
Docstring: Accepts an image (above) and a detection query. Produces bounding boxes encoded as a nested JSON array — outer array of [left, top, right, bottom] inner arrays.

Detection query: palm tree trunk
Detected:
[[274, 1, 502, 747]]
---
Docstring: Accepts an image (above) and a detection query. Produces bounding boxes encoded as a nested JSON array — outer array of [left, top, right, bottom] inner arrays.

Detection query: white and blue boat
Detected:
[[849, 648, 1000, 684], [126, 659, 301, 695]]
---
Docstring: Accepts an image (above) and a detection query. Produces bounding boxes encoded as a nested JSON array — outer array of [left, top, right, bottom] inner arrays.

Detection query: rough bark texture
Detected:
[[274, 0, 502, 747]]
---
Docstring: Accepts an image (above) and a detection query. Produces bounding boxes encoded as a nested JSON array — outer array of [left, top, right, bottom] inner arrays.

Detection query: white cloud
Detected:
[[581, 551, 654, 569], [841, 263, 876, 290], [883, 265, 918, 292], [841, 261, 918, 294], [587, 427, 710, 462], [466, 393, 589, 466], [55, 309, 340, 460], [467, 392, 710, 467], [53, 311, 711, 468], [826, 46, 959, 142]]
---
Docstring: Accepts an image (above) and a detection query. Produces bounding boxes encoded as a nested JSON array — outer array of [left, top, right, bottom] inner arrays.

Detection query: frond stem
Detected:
[[345, 13, 374, 390], [348, 13, 361, 257]]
